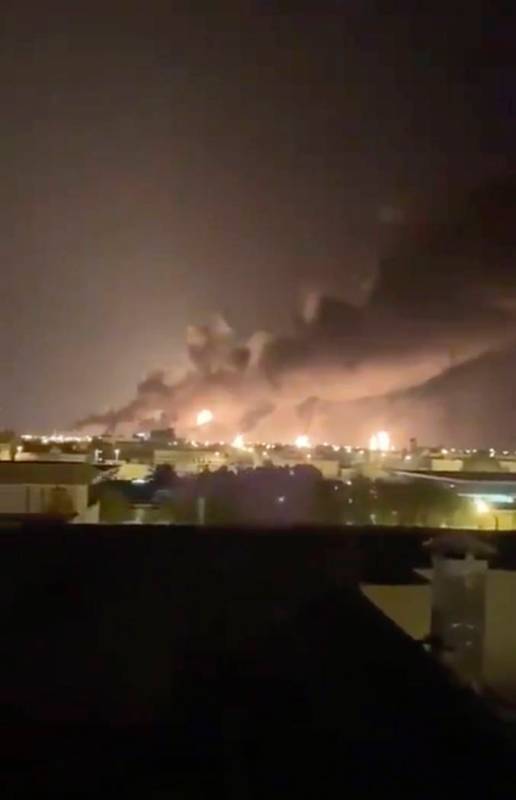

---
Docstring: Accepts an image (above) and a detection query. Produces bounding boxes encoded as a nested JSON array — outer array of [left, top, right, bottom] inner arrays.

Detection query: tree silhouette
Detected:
[[99, 487, 131, 523]]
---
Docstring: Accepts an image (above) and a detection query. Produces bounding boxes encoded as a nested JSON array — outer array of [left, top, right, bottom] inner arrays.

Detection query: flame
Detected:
[[232, 434, 245, 450], [294, 434, 311, 449], [196, 409, 214, 427], [369, 430, 391, 452]]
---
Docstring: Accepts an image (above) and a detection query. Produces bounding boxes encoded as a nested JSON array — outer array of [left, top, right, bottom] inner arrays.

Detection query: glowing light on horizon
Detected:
[[295, 434, 311, 449], [369, 430, 391, 452], [196, 409, 214, 427], [232, 434, 245, 450], [21, 433, 93, 443], [474, 497, 490, 514]]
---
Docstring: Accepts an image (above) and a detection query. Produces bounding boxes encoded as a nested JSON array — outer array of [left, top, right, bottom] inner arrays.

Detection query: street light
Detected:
[[473, 497, 498, 531], [473, 497, 489, 514]]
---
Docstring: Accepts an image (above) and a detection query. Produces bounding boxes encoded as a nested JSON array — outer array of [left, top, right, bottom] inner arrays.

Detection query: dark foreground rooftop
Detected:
[[1, 524, 515, 796]]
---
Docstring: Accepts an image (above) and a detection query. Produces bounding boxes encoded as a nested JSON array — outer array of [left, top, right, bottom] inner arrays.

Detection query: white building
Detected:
[[0, 442, 11, 461], [0, 462, 103, 523], [266, 451, 340, 479], [16, 451, 89, 463], [153, 447, 229, 474]]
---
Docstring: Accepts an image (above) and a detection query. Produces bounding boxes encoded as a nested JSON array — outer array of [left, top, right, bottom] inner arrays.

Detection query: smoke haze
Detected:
[[77, 177, 516, 445]]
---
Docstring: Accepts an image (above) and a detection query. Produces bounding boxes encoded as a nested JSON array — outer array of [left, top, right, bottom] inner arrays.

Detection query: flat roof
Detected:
[[0, 461, 102, 485], [413, 470, 516, 481]]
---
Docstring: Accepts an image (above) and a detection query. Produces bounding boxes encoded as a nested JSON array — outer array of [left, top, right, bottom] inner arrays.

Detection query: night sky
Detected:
[[1, 3, 514, 432]]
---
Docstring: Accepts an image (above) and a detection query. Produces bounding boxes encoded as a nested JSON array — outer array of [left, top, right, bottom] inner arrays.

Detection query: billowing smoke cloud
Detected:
[[76, 177, 516, 444], [239, 402, 276, 434], [77, 371, 173, 432]]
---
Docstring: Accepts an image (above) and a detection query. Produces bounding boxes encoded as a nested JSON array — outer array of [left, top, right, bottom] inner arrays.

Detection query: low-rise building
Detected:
[[153, 447, 229, 474], [16, 451, 89, 463], [498, 459, 516, 474], [0, 462, 103, 523], [267, 452, 340, 479], [430, 458, 463, 472], [392, 468, 516, 530], [0, 442, 12, 461]]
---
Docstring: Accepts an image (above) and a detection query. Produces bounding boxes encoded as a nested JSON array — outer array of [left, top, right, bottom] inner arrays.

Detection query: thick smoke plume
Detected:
[[77, 177, 516, 444]]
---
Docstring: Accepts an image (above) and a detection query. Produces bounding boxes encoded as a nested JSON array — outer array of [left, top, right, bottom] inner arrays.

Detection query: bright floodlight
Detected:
[[474, 497, 490, 514], [232, 434, 245, 450], [369, 430, 391, 452], [196, 409, 214, 427], [295, 434, 310, 449]]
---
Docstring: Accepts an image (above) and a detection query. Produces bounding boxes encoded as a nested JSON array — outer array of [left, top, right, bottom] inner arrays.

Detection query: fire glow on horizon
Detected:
[[232, 433, 245, 450], [369, 430, 391, 452], [196, 409, 214, 427]]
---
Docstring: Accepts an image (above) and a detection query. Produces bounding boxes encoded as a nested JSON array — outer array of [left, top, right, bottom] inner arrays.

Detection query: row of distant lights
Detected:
[[20, 431, 364, 454], [441, 447, 515, 457], [22, 431, 516, 459], [21, 434, 93, 444]]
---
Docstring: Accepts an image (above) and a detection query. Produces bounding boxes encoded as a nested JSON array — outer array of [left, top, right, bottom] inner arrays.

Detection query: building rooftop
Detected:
[[418, 469, 516, 482], [0, 461, 103, 485]]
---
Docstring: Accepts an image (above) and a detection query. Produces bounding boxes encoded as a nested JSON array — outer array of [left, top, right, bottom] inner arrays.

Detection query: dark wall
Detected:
[[1, 524, 515, 795]]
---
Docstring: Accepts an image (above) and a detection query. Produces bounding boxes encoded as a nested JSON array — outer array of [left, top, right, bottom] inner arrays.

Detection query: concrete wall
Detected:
[[363, 569, 516, 703], [0, 483, 89, 515], [73, 502, 100, 524], [499, 460, 516, 473], [16, 453, 88, 463], [431, 458, 463, 471], [477, 509, 516, 531]]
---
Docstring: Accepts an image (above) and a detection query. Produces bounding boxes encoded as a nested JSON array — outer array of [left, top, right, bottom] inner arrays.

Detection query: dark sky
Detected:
[[1, 2, 514, 430]]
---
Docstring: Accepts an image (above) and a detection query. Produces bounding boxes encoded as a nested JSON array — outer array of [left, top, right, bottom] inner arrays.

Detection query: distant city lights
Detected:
[[15, 431, 516, 478], [21, 433, 93, 444]]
